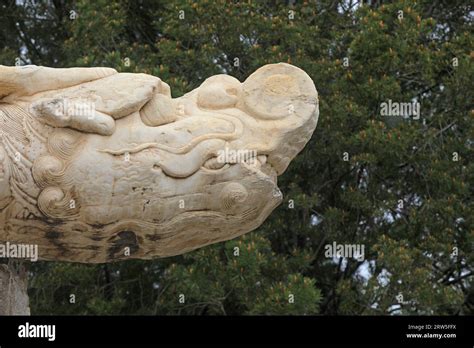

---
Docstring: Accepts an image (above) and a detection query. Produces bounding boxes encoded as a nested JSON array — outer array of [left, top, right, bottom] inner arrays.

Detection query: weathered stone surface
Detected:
[[0, 63, 318, 263], [0, 263, 30, 315]]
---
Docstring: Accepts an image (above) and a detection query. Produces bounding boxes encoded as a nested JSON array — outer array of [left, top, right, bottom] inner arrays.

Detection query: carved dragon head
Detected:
[[0, 63, 318, 262]]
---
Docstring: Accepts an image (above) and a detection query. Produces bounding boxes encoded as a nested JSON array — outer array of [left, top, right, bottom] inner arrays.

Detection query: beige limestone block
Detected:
[[0, 63, 318, 263]]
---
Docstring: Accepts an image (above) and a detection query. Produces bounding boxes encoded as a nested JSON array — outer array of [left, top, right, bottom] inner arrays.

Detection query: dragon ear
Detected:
[[239, 63, 317, 121], [0, 65, 117, 101]]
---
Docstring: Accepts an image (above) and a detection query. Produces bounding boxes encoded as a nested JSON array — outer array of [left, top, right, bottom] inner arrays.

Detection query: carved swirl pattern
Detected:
[[32, 129, 83, 220]]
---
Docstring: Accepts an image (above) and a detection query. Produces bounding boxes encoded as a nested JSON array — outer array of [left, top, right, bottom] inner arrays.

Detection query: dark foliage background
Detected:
[[0, 0, 472, 315]]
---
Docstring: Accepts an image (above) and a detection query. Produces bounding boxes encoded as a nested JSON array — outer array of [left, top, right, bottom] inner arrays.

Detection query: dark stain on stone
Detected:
[[45, 230, 68, 257], [90, 222, 114, 229], [45, 231, 62, 239], [146, 233, 162, 241], [107, 230, 139, 259]]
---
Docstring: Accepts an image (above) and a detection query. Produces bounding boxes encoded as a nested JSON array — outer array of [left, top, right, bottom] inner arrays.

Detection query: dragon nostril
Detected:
[[220, 182, 248, 212]]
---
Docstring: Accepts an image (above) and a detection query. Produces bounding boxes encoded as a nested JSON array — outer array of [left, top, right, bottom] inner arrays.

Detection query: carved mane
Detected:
[[0, 103, 83, 221]]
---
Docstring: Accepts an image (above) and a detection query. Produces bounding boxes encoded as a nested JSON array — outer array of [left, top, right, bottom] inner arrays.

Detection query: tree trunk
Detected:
[[0, 261, 30, 315]]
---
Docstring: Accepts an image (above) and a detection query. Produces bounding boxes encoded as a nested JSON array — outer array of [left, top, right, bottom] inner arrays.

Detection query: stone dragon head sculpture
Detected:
[[0, 63, 318, 263]]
